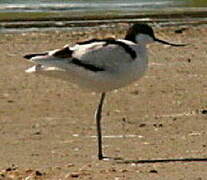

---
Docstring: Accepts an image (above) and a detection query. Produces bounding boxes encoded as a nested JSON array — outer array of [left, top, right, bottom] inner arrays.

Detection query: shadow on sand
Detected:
[[103, 157, 207, 164]]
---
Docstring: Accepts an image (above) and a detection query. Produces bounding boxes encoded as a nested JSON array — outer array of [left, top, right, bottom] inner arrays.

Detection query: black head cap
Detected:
[[125, 24, 155, 43], [125, 23, 187, 46]]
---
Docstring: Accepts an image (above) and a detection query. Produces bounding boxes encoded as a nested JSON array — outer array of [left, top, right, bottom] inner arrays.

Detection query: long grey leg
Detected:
[[95, 92, 106, 160]]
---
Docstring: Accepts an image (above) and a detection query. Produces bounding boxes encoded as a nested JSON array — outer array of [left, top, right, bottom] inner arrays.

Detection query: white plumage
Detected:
[[25, 39, 148, 92], [24, 24, 185, 160]]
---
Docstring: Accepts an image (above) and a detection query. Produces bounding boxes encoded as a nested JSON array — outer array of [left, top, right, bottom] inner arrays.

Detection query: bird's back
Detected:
[[25, 39, 148, 92]]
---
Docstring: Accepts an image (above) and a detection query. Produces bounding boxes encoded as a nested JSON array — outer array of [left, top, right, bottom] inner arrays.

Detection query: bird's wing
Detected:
[[24, 38, 137, 72]]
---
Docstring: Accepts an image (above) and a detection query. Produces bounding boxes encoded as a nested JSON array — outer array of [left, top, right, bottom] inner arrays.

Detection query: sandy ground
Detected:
[[0, 24, 207, 179]]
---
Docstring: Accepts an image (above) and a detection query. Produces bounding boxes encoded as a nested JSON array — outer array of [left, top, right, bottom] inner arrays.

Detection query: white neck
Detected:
[[135, 34, 154, 45]]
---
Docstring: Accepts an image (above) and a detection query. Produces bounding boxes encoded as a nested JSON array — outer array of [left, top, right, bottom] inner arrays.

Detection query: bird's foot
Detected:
[[98, 155, 124, 161]]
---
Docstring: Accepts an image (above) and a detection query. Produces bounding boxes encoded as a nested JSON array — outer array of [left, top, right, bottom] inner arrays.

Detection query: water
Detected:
[[1, 0, 207, 13], [0, 0, 207, 33], [0, 0, 184, 12]]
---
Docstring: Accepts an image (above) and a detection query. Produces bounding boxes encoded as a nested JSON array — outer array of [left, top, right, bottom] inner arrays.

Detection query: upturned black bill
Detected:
[[154, 38, 187, 47]]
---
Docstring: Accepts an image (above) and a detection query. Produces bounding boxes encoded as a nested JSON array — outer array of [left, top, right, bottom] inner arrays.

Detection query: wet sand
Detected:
[[0, 24, 207, 179]]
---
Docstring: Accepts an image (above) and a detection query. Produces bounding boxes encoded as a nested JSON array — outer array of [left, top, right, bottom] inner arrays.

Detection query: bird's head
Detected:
[[125, 24, 186, 46]]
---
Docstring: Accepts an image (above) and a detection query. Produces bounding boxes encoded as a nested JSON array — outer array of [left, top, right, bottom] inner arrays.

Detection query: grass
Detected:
[[0, 12, 56, 21], [1, 9, 207, 22]]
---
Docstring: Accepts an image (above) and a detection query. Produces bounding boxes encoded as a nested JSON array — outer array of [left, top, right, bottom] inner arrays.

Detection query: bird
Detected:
[[23, 24, 185, 160]]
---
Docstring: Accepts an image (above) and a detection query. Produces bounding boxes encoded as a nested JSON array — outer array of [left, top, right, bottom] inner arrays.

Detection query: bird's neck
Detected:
[[135, 34, 154, 45]]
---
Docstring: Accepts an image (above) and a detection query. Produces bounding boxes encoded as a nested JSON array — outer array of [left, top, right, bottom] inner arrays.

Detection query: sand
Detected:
[[0, 23, 207, 179]]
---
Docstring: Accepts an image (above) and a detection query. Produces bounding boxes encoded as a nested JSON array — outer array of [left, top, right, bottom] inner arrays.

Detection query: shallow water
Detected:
[[1, 0, 206, 13], [0, 0, 186, 13], [0, 0, 207, 33]]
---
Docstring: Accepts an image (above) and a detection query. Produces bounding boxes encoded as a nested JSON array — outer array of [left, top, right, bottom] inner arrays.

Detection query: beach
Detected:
[[0, 23, 207, 179]]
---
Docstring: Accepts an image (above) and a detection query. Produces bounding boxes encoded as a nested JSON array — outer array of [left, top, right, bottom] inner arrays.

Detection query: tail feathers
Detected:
[[23, 52, 48, 60], [23, 46, 72, 60]]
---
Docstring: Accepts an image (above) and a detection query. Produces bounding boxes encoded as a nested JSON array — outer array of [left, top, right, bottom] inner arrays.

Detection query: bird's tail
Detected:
[[23, 52, 49, 60]]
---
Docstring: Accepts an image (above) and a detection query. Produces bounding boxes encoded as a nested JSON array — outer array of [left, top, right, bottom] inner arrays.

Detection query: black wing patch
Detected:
[[104, 39, 137, 59], [77, 38, 137, 59], [24, 52, 48, 59], [77, 38, 115, 45], [70, 58, 105, 72], [53, 47, 73, 58]]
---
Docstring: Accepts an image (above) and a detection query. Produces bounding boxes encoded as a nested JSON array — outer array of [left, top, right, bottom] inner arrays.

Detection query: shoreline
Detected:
[[0, 21, 206, 179], [0, 8, 207, 33]]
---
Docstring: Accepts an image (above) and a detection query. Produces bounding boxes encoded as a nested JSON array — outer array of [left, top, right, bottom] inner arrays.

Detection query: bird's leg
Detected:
[[95, 92, 106, 160]]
